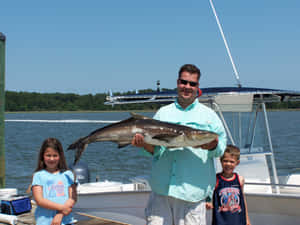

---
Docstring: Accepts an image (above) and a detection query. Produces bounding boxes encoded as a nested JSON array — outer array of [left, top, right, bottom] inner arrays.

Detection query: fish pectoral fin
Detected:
[[117, 142, 130, 148], [152, 134, 179, 142]]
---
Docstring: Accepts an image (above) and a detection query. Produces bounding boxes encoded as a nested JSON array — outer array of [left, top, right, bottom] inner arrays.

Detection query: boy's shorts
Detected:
[[145, 192, 206, 225]]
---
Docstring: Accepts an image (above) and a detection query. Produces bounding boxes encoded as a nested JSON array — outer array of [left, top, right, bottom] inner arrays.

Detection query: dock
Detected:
[[0, 204, 130, 225]]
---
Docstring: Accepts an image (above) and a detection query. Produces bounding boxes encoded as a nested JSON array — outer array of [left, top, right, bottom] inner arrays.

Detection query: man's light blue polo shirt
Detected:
[[145, 99, 227, 202]]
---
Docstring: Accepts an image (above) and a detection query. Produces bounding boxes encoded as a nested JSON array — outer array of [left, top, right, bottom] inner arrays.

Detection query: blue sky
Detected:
[[1, 0, 300, 94]]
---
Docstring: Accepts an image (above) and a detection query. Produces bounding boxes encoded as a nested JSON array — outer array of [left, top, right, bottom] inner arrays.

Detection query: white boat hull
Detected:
[[246, 193, 300, 225], [74, 157, 300, 224], [74, 187, 300, 225], [74, 190, 149, 225]]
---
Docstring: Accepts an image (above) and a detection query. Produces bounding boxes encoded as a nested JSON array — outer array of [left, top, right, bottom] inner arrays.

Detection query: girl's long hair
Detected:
[[27, 138, 72, 194], [34, 137, 68, 172]]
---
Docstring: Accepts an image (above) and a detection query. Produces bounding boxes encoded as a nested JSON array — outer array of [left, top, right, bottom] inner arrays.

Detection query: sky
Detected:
[[1, 0, 300, 95]]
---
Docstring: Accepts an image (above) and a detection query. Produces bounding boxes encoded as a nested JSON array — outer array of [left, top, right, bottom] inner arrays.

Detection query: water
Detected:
[[3, 110, 300, 194]]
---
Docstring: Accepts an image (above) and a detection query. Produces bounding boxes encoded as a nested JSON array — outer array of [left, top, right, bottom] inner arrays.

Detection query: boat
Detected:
[[73, 86, 300, 225], [73, 0, 300, 224]]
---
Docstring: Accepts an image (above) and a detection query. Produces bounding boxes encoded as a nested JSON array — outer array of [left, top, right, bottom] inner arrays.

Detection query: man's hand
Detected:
[[131, 133, 155, 154], [131, 133, 146, 148]]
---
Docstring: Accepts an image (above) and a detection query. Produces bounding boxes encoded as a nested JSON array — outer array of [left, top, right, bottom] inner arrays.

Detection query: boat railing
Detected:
[[245, 182, 300, 188], [245, 181, 300, 196], [239, 151, 272, 157], [210, 97, 281, 194]]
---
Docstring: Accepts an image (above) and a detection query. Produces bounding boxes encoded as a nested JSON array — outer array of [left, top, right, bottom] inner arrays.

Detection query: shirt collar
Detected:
[[175, 98, 198, 111]]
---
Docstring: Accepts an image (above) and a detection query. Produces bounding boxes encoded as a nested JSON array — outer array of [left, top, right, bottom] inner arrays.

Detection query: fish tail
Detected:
[[67, 137, 88, 165]]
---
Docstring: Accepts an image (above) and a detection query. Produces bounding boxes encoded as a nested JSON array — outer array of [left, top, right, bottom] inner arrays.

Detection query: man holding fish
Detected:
[[132, 64, 227, 225]]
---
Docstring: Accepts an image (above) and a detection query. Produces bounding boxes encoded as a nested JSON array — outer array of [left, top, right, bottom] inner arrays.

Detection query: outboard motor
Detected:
[[69, 161, 90, 184]]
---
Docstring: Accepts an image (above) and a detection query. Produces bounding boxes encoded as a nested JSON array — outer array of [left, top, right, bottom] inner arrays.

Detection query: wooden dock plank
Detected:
[[76, 212, 130, 225], [0, 205, 130, 225], [0, 213, 129, 225]]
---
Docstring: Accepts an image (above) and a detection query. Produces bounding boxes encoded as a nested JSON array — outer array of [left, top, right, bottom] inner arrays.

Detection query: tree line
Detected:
[[4, 89, 171, 112], [4, 90, 300, 112]]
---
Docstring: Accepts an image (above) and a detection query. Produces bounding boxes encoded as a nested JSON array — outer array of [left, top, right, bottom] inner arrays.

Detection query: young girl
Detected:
[[32, 138, 77, 225]]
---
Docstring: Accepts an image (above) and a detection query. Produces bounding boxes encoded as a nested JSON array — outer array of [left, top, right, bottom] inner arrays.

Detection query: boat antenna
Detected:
[[209, 0, 242, 88]]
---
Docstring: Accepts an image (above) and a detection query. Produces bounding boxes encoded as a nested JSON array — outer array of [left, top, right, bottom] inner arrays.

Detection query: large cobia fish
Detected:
[[67, 113, 218, 164]]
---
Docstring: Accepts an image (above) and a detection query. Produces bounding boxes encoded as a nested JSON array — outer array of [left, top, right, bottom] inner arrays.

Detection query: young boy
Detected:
[[207, 145, 251, 225]]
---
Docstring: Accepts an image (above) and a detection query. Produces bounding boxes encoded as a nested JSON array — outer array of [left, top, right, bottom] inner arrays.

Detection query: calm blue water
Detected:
[[3, 111, 300, 194]]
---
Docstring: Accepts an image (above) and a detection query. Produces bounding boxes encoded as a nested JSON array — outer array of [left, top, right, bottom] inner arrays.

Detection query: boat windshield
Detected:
[[222, 107, 270, 154]]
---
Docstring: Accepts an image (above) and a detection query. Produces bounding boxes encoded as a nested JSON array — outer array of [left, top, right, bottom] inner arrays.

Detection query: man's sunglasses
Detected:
[[178, 79, 198, 87]]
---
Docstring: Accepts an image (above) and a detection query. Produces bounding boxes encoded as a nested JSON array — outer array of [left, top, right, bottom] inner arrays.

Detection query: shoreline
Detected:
[[4, 108, 300, 113], [4, 110, 157, 114]]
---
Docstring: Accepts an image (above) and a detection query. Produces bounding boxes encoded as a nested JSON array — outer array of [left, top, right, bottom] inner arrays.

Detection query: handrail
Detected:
[[212, 102, 235, 145], [245, 182, 300, 188], [261, 101, 280, 193], [239, 152, 272, 157]]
